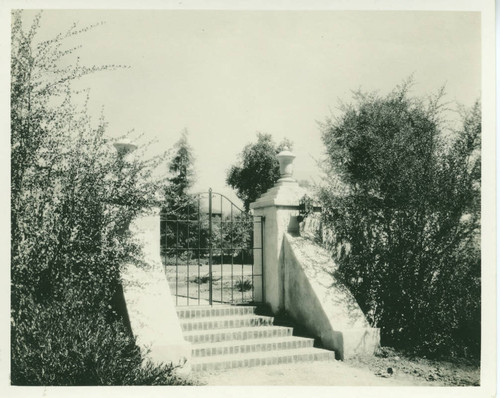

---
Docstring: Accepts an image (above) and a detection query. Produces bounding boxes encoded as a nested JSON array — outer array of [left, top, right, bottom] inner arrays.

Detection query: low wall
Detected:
[[283, 233, 380, 360], [121, 210, 191, 372]]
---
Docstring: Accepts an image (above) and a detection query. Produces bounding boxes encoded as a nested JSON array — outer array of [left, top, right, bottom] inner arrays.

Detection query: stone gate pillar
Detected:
[[250, 148, 306, 313]]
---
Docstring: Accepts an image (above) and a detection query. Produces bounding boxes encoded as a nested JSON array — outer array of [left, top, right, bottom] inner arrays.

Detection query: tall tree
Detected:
[[167, 129, 195, 196], [162, 130, 197, 258], [318, 81, 480, 359], [226, 133, 292, 211]]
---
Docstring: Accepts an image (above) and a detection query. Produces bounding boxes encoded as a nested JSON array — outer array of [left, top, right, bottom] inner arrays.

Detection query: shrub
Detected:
[[319, 81, 480, 359], [11, 291, 188, 386], [10, 12, 187, 385]]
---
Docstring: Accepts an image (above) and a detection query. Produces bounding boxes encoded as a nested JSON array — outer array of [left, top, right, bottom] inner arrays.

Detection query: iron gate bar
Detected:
[[197, 198, 201, 305], [220, 194, 223, 304], [175, 220, 179, 306], [208, 188, 213, 305], [186, 204, 190, 305], [231, 204, 234, 303], [241, 250, 244, 302], [161, 189, 264, 306], [260, 216, 265, 303]]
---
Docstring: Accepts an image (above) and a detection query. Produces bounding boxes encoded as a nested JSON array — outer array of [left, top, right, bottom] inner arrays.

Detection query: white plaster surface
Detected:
[[250, 180, 306, 209], [283, 233, 380, 359], [250, 179, 306, 312], [250, 157, 379, 360], [121, 210, 191, 372]]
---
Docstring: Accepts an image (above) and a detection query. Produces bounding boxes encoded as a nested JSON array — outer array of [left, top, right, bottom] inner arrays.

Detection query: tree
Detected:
[[318, 80, 480, 359], [162, 129, 196, 224], [161, 131, 199, 259], [166, 129, 195, 196], [226, 133, 293, 211], [11, 12, 186, 385]]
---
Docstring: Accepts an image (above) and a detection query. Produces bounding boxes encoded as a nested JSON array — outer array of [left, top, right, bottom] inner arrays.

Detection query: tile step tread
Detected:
[[192, 335, 314, 350], [176, 305, 256, 313], [176, 305, 256, 309], [176, 306, 257, 319], [183, 325, 292, 338], [191, 347, 335, 364], [180, 314, 273, 324]]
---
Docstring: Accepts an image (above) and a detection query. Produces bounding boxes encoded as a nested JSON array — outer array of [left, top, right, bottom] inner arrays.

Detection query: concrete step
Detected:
[[177, 305, 256, 319], [180, 315, 274, 332], [191, 346, 336, 372], [192, 336, 315, 358], [183, 325, 293, 344]]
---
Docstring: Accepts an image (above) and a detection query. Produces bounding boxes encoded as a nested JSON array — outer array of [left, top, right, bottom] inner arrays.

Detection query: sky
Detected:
[[20, 9, 481, 205]]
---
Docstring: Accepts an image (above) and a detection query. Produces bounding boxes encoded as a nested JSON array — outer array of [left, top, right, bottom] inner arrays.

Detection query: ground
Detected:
[[347, 348, 480, 387], [190, 349, 480, 386], [164, 263, 256, 305], [192, 360, 413, 386]]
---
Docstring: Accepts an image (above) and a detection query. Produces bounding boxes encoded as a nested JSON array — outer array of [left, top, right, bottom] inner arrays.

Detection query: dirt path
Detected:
[[192, 360, 436, 386]]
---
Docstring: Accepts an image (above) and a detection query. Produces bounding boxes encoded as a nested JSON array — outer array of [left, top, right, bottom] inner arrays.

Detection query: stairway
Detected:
[[177, 305, 336, 372]]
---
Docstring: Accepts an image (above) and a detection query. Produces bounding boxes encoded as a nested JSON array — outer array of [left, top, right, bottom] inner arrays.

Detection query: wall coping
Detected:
[[250, 180, 307, 210]]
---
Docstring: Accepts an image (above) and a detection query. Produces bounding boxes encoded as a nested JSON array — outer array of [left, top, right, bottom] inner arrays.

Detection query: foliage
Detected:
[[235, 279, 253, 292], [161, 131, 253, 262], [318, 81, 480, 359], [160, 131, 257, 262], [160, 131, 201, 258], [11, 12, 185, 385], [162, 211, 253, 264], [11, 290, 188, 386], [165, 129, 195, 197], [297, 194, 314, 222], [226, 133, 293, 211]]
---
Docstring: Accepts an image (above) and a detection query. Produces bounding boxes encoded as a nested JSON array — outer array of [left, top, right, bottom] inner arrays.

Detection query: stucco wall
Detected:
[[283, 233, 380, 360], [121, 210, 191, 371], [250, 180, 306, 313]]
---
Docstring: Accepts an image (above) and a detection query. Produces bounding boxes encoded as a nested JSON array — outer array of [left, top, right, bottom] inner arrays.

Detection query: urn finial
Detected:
[[277, 146, 296, 182], [113, 138, 138, 157]]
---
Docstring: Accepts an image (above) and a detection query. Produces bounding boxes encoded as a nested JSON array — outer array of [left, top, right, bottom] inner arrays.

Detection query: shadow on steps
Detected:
[[254, 303, 327, 350]]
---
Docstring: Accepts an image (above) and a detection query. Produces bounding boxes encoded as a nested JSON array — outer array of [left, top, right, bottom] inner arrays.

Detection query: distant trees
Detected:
[[226, 133, 293, 211], [318, 81, 481, 359], [161, 132, 253, 264]]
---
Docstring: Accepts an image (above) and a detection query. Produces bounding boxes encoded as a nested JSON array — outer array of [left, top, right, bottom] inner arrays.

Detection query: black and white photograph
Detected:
[[3, 0, 496, 396]]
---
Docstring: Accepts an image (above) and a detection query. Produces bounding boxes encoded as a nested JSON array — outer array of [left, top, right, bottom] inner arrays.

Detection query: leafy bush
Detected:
[[318, 80, 480, 359], [162, 208, 254, 264], [297, 194, 314, 222], [11, 291, 188, 386], [10, 12, 187, 385]]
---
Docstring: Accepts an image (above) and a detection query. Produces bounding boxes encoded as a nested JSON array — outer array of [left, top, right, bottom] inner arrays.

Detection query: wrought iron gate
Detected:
[[160, 189, 264, 306]]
